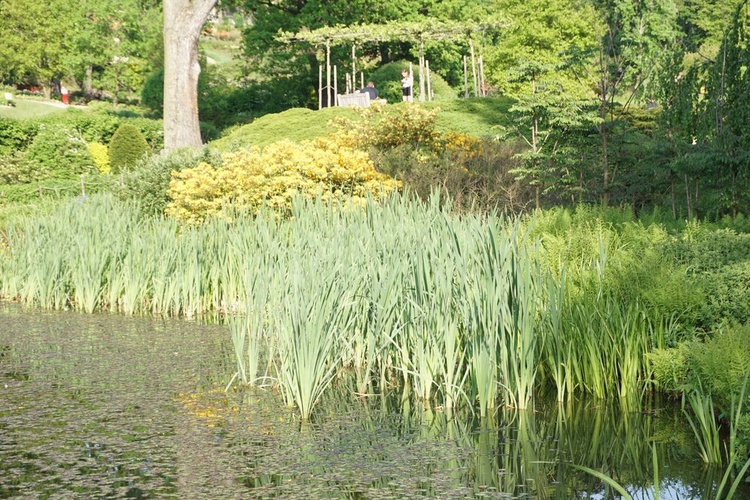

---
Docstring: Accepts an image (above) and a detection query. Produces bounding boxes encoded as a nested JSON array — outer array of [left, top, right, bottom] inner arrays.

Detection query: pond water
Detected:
[[1, 302, 746, 498]]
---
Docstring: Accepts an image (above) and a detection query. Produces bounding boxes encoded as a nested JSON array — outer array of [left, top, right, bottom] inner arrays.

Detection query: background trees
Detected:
[[0, 0, 161, 101], [0, 0, 748, 215]]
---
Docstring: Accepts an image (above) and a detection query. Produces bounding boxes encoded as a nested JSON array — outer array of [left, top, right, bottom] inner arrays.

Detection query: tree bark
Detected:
[[163, 0, 217, 151]]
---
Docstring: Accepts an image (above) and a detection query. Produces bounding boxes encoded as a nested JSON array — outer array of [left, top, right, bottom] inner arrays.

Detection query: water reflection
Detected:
[[1, 303, 746, 498]]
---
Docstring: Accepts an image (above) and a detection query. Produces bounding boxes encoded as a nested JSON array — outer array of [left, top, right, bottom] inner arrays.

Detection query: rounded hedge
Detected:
[[108, 124, 151, 173]]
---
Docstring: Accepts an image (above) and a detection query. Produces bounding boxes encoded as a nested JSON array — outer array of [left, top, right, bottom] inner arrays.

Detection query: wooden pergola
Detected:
[[277, 19, 508, 107]]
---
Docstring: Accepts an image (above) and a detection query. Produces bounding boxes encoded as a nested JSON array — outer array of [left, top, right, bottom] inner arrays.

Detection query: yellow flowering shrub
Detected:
[[166, 137, 401, 223], [439, 132, 484, 161], [88, 142, 111, 174], [332, 103, 441, 151]]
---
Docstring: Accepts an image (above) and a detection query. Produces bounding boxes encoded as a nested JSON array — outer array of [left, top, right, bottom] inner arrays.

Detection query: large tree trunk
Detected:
[[163, 0, 216, 151]]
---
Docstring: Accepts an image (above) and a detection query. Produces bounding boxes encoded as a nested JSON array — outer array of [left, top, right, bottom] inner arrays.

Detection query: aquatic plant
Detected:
[[0, 192, 671, 421]]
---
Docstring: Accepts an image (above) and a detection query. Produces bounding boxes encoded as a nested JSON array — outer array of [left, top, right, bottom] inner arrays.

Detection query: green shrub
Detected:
[[43, 111, 121, 145], [0, 119, 37, 155], [0, 153, 40, 184], [689, 325, 750, 407], [22, 126, 96, 179], [120, 117, 163, 150], [695, 261, 750, 330], [33, 111, 163, 150], [118, 146, 222, 216], [648, 345, 689, 393], [108, 124, 151, 173], [663, 225, 750, 330]]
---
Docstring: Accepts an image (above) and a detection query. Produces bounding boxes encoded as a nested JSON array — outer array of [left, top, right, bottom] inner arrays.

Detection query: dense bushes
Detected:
[[0, 119, 38, 155], [334, 103, 528, 212], [118, 147, 222, 216], [24, 127, 96, 179], [0, 111, 162, 185], [165, 137, 401, 222], [108, 124, 151, 173]]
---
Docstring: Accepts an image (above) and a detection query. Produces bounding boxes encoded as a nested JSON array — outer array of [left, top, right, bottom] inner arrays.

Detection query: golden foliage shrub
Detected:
[[88, 142, 111, 174], [332, 103, 441, 151], [166, 137, 401, 223]]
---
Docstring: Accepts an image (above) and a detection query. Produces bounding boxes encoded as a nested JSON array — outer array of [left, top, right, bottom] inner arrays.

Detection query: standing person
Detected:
[[61, 86, 69, 105], [401, 69, 413, 102]]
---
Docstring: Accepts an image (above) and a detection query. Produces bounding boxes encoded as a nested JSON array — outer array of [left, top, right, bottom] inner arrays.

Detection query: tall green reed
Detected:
[[0, 192, 671, 419]]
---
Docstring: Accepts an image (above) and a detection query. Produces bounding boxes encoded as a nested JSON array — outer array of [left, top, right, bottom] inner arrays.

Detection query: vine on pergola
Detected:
[[277, 18, 508, 104]]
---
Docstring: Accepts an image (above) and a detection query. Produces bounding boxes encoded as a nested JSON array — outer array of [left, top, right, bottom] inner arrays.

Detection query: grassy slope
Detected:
[[0, 99, 68, 119], [211, 97, 515, 151]]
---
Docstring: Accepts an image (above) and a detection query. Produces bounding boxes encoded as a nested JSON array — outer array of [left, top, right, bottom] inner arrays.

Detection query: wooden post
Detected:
[[80, 175, 86, 197], [351, 44, 356, 91], [326, 39, 331, 107], [469, 38, 478, 97], [426, 60, 432, 101], [479, 54, 487, 97], [318, 65, 323, 110], [334, 65, 338, 105], [418, 39, 426, 102], [463, 55, 469, 98], [361, 72, 364, 89], [408, 62, 414, 102]]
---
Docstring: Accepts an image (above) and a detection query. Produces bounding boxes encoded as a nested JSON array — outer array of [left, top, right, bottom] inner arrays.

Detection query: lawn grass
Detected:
[[201, 38, 239, 65], [211, 96, 515, 151], [0, 98, 68, 119], [425, 96, 514, 137], [211, 106, 362, 151]]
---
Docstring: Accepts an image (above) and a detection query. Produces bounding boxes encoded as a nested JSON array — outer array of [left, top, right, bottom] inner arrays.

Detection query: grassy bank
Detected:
[[212, 97, 514, 151]]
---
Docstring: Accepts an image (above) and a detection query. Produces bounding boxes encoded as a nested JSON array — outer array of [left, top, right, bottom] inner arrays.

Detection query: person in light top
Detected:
[[401, 69, 413, 102]]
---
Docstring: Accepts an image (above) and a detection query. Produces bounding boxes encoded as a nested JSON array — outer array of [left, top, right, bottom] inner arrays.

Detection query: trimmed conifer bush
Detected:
[[108, 124, 151, 173]]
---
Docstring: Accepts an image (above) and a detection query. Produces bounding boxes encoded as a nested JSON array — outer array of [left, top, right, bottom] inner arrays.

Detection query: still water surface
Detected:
[[0, 303, 744, 498]]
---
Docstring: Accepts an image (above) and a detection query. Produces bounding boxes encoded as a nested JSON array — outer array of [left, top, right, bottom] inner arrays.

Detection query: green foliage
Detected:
[[648, 345, 689, 392], [108, 124, 151, 173], [665, 224, 750, 329], [0, 0, 161, 101], [22, 126, 95, 179], [118, 147, 223, 217], [0, 173, 117, 205], [0, 153, 39, 184], [140, 69, 164, 115], [690, 325, 750, 406], [27, 110, 163, 150], [423, 96, 515, 137], [140, 63, 315, 131], [0, 119, 38, 155]]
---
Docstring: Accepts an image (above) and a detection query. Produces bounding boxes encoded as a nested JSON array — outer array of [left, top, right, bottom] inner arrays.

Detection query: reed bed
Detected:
[[0, 193, 666, 420]]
